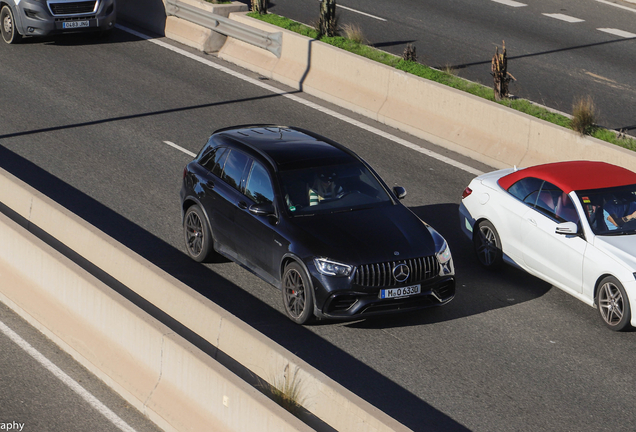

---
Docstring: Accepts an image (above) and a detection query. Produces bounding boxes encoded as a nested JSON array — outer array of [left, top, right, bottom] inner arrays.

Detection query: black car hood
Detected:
[[289, 204, 438, 264]]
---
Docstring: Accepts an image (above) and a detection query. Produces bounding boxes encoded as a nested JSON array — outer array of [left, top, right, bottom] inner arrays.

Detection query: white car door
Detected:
[[520, 192, 587, 294]]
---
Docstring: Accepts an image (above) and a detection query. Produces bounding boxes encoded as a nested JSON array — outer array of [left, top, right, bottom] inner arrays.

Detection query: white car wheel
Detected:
[[597, 276, 631, 331]]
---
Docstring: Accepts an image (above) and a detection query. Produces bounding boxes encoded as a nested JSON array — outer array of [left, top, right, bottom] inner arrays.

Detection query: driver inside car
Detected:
[[308, 172, 344, 206]]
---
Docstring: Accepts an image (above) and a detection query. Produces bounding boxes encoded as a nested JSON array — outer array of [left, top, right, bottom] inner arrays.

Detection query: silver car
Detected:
[[1, 0, 116, 43]]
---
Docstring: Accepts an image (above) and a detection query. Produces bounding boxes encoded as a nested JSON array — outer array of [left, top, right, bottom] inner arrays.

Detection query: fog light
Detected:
[[28, 27, 35, 33]]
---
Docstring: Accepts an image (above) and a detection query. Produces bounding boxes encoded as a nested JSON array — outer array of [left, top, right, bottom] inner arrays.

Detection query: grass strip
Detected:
[[247, 12, 636, 151]]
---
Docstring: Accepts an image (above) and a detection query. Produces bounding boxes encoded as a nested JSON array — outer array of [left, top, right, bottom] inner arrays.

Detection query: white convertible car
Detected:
[[459, 160, 636, 331]]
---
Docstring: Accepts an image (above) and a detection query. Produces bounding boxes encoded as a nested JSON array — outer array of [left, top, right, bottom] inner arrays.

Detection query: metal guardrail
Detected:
[[165, 0, 282, 57]]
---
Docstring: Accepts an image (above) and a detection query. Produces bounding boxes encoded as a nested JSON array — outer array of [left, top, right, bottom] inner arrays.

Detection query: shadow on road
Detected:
[[0, 145, 550, 431]]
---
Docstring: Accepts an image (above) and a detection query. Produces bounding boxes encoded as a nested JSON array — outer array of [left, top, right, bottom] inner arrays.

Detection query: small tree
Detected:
[[491, 41, 515, 100], [318, 0, 337, 38], [251, 0, 267, 15]]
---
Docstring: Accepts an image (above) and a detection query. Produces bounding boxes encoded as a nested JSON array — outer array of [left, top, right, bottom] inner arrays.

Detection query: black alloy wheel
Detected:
[[474, 220, 503, 269], [183, 205, 214, 263], [282, 262, 315, 324], [1, 6, 21, 44], [597, 276, 631, 331]]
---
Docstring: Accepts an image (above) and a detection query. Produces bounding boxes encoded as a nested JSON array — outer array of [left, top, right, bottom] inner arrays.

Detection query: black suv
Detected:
[[180, 125, 455, 324]]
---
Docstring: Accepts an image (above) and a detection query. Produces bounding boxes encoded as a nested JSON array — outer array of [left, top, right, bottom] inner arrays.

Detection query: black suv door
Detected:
[[199, 147, 250, 257]]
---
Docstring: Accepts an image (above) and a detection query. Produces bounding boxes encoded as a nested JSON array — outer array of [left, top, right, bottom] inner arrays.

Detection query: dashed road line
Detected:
[[542, 13, 585, 23], [164, 141, 196, 157], [597, 28, 636, 38], [116, 25, 484, 176], [339, 5, 387, 21], [595, 0, 636, 13], [491, 0, 527, 7]]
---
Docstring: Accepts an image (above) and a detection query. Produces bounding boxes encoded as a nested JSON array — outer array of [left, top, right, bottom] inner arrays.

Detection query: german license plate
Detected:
[[380, 284, 421, 299], [63, 21, 90, 29]]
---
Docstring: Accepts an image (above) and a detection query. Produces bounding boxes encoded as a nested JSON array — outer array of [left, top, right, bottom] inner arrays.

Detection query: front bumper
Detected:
[[311, 270, 456, 320], [15, 0, 116, 37]]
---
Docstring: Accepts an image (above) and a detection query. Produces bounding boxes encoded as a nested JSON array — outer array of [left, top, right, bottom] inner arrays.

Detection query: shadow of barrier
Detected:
[[117, 0, 168, 36], [0, 159, 472, 430]]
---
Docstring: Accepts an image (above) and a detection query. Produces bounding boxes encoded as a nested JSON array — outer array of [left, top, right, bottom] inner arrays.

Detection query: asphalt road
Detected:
[[0, 302, 163, 432], [266, 0, 636, 132], [1, 25, 636, 432]]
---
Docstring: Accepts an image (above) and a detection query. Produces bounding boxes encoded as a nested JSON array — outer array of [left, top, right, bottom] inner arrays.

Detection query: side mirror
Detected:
[[249, 202, 276, 217], [393, 186, 407, 200], [555, 221, 578, 235]]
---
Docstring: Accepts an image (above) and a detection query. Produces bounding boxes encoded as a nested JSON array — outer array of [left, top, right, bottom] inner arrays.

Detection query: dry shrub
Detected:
[[341, 23, 365, 44], [402, 43, 417, 62], [251, 0, 267, 14], [491, 41, 515, 100], [443, 63, 457, 76], [571, 96, 597, 136], [270, 366, 305, 416], [317, 0, 338, 37]]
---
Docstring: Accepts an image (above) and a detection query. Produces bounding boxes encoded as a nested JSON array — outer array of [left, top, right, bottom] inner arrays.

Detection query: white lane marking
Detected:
[[338, 5, 387, 21], [597, 28, 636, 38], [491, 0, 527, 7], [542, 13, 584, 23], [596, 0, 636, 13], [164, 141, 197, 157], [0, 320, 138, 432], [116, 25, 484, 176]]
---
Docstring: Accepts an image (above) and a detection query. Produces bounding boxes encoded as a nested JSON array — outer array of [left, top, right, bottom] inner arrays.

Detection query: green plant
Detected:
[[246, 12, 636, 152], [270, 366, 305, 415], [571, 96, 597, 136]]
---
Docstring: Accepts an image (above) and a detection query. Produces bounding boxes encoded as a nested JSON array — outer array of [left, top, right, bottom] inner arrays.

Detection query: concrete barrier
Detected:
[[164, 0, 249, 53], [0, 211, 310, 432], [218, 13, 636, 172], [0, 167, 411, 431]]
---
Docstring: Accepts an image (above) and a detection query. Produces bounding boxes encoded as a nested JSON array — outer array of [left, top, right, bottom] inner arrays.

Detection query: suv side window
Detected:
[[245, 162, 274, 204], [221, 149, 250, 191], [200, 147, 228, 176]]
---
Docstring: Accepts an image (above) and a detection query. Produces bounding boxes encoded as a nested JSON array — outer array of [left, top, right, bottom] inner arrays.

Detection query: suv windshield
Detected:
[[576, 184, 636, 235], [279, 162, 393, 215]]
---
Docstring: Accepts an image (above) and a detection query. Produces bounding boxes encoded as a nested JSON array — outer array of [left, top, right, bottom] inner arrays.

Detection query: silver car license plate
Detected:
[[63, 21, 90, 29]]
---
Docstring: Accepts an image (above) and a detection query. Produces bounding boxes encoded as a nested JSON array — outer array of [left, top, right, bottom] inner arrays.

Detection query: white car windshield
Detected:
[[576, 184, 636, 235]]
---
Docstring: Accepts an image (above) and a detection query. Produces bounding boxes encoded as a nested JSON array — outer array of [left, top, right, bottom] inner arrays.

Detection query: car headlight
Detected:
[[427, 226, 454, 275], [436, 241, 452, 264], [314, 258, 353, 277]]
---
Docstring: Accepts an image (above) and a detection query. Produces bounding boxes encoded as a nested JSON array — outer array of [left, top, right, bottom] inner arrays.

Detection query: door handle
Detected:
[[527, 218, 537, 226], [238, 201, 248, 210], [203, 180, 214, 190]]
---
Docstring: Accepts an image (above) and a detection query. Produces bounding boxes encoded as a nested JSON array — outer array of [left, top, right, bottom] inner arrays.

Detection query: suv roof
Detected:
[[213, 125, 358, 170]]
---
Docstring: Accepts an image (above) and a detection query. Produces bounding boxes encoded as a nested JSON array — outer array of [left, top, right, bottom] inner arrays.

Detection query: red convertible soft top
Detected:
[[498, 161, 636, 193]]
